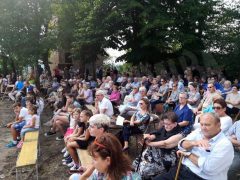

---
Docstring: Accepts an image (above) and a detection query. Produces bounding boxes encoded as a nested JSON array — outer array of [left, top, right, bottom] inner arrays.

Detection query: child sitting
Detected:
[[63, 110, 93, 171], [17, 106, 40, 148], [62, 108, 83, 158]]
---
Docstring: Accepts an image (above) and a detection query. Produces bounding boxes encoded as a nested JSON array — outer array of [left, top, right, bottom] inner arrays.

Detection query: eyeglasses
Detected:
[[213, 106, 222, 110]]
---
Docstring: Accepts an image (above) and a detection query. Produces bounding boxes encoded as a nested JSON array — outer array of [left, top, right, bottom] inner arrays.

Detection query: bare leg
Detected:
[[67, 142, 80, 165]]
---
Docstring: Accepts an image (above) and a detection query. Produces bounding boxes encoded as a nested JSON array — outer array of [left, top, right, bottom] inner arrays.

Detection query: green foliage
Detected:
[[0, 0, 55, 74]]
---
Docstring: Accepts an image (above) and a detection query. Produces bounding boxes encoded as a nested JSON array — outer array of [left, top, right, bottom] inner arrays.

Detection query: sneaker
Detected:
[[63, 151, 69, 158], [44, 131, 56, 137], [6, 141, 17, 148], [61, 147, 67, 153], [56, 136, 64, 141], [17, 140, 23, 149], [62, 155, 72, 162], [67, 161, 75, 168], [62, 158, 72, 165], [69, 164, 79, 171]]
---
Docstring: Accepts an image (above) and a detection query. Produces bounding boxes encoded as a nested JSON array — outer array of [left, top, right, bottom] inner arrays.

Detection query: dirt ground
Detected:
[[0, 101, 141, 180]]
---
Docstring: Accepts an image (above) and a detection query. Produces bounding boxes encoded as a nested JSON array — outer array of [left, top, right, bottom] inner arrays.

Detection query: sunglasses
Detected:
[[213, 106, 222, 110]]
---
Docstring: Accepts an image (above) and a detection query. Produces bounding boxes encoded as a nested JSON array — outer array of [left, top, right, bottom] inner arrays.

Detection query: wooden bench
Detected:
[[25, 131, 39, 142], [85, 105, 96, 114], [16, 131, 39, 180], [76, 149, 92, 167]]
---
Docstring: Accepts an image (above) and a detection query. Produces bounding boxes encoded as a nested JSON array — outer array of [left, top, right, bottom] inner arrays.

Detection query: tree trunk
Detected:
[[42, 50, 52, 76], [2, 56, 8, 76], [150, 63, 157, 77], [10, 58, 17, 75]]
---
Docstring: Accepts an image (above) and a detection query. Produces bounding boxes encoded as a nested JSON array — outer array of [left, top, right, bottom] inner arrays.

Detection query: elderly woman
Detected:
[[122, 98, 151, 151], [133, 112, 182, 179], [163, 83, 179, 112], [225, 85, 240, 115]]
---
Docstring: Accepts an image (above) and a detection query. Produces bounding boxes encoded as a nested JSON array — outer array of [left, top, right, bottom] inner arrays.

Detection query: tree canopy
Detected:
[[0, 0, 239, 77]]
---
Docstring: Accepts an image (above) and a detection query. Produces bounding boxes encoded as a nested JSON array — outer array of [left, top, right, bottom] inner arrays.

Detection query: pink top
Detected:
[[109, 90, 121, 104]]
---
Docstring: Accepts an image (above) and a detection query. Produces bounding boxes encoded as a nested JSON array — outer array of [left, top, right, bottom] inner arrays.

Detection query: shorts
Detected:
[[13, 121, 26, 132], [75, 140, 89, 149]]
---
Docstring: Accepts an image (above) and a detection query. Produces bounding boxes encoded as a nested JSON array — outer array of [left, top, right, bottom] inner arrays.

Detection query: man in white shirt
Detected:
[[95, 90, 113, 117], [153, 112, 234, 180]]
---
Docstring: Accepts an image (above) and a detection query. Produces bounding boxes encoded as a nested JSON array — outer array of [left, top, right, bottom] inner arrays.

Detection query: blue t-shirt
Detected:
[[16, 81, 24, 91], [174, 104, 193, 135]]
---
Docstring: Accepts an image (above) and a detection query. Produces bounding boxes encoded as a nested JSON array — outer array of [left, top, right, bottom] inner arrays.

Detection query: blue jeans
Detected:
[[13, 121, 26, 132], [228, 150, 240, 180], [20, 128, 38, 138]]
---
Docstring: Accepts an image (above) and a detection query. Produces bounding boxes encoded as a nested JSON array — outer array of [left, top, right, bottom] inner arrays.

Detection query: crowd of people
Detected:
[[2, 64, 240, 180]]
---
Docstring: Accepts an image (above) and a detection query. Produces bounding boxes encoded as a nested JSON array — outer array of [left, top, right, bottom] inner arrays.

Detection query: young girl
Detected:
[[64, 110, 94, 171], [17, 106, 39, 148], [55, 104, 76, 141], [62, 108, 83, 157]]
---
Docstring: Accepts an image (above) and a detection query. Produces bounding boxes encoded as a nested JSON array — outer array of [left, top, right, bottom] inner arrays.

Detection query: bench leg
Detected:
[[16, 168, 18, 180], [36, 163, 39, 180]]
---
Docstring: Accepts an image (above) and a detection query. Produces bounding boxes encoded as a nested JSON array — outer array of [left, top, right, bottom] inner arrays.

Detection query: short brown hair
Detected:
[[213, 98, 227, 109]]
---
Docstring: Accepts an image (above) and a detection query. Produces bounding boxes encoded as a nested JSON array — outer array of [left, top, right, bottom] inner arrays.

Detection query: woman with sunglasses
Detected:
[[213, 98, 232, 134], [122, 98, 151, 151], [81, 133, 140, 180]]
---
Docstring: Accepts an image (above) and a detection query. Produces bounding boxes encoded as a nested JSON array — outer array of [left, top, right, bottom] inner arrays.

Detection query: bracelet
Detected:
[[179, 140, 185, 148]]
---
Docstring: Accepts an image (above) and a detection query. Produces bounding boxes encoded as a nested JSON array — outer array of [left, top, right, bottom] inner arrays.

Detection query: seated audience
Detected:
[[153, 113, 234, 180], [69, 114, 111, 180], [225, 85, 240, 115], [227, 120, 240, 180], [122, 98, 150, 151], [6, 102, 31, 148], [163, 83, 179, 112], [94, 90, 113, 117], [187, 82, 201, 109], [133, 112, 182, 179], [174, 92, 193, 136], [213, 98, 232, 135]]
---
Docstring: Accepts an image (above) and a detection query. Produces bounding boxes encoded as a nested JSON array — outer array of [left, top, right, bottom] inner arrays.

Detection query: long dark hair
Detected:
[[88, 133, 132, 180]]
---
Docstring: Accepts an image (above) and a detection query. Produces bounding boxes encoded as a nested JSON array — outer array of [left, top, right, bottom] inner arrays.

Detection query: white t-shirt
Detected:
[[98, 97, 114, 117], [20, 107, 32, 124], [220, 116, 232, 135], [226, 93, 240, 109], [69, 116, 75, 129], [36, 98, 44, 115], [30, 114, 40, 129]]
